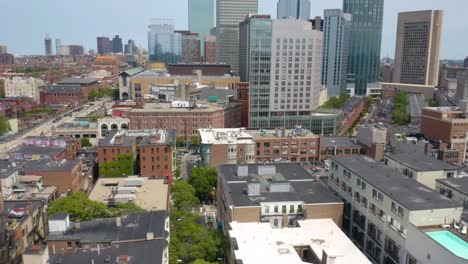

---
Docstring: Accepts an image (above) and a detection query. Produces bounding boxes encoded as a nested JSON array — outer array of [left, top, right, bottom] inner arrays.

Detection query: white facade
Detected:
[[0, 169, 19, 199], [277, 0, 311, 20], [269, 19, 323, 112], [322, 9, 351, 97], [98, 117, 129, 138], [4, 76, 45, 102], [48, 215, 70, 233]]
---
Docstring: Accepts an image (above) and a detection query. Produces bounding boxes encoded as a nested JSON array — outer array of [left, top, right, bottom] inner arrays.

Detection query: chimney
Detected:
[[116, 217, 122, 227], [74, 222, 80, 230]]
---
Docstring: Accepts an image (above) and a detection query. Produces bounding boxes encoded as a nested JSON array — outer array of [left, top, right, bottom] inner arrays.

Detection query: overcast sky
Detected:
[[1, 0, 466, 59]]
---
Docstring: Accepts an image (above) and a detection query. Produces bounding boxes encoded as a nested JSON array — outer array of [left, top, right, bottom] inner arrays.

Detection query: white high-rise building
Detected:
[[322, 9, 352, 97], [4, 76, 45, 102], [277, 0, 311, 20]]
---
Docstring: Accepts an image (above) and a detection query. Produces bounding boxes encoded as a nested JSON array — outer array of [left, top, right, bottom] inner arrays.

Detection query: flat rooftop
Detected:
[[332, 156, 459, 211], [9, 145, 66, 158], [436, 177, 468, 196], [385, 152, 458, 172], [249, 127, 318, 140], [130, 101, 239, 113], [229, 219, 371, 264], [89, 177, 168, 211], [22, 159, 81, 172], [199, 128, 254, 145], [58, 77, 98, 85], [320, 136, 364, 148], [217, 163, 341, 207], [0, 159, 18, 178]]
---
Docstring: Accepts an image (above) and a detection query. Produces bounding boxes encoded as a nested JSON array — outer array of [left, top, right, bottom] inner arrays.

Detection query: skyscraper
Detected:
[[205, 35, 217, 63], [240, 16, 324, 128], [45, 34, 52, 56], [125, 39, 138, 55], [322, 9, 352, 97], [112, 35, 123, 54], [464, 57, 468, 68], [176, 31, 201, 63], [188, 0, 214, 61], [217, 0, 258, 75], [148, 19, 182, 63], [0, 45, 7, 54], [97, 36, 112, 55], [343, 0, 384, 95], [393, 10, 444, 86], [277, 0, 311, 20]]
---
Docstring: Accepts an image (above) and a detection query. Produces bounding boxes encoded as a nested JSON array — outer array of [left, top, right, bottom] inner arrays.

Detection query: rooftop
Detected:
[[436, 177, 468, 196], [89, 177, 168, 211], [131, 101, 240, 113], [199, 128, 254, 145], [217, 163, 341, 207], [332, 156, 459, 211], [0, 159, 18, 179], [249, 126, 318, 140], [99, 130, 137, 147], [57, 77, 98, 85], [3, 200, 44, 225], [229, 219, 371, 264], [320, 136, 364, 148], [120, 67, 145, 77], [385, 152, 458, 172], [45, 85, 81, 94], [49, 239, 168, 264], [22, 159, 81, 173], [140, 129, 176, 146], [9, 145, 66, 159], [47, 211, 168, 242]]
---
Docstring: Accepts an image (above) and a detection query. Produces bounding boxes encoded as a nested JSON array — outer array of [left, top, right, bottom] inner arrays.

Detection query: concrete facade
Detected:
[[4, 76, 45, 103]]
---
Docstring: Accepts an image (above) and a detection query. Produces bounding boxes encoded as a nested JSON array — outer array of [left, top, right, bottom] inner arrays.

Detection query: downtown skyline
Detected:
[[0, 0, 467, 59]]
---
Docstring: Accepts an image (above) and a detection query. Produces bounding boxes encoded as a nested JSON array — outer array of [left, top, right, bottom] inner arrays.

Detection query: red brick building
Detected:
[[230, 82, 250, 127], [204, 35, 217, 63], [139, 130, 176, 183], [40, 85, 87, 106], [339, 97, 367, 135], [57, 77, 100, 96]]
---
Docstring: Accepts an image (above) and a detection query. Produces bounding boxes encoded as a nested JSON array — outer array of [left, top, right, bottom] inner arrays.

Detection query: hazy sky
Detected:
[[1, 0, 466, 59]]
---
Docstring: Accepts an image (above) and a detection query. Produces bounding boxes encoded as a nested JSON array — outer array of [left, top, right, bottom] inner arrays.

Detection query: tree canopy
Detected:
[[47, 192, 144, 222], [171, 180, 200, 211], [81, 137, 92, 147], [392, 91, 409, 125], [0, 114, 11, 135], [189, 167, 217, 203], [321, 94, 350, 109], [99, 154, 135, 177], [88, 87, 119, 101], [190, 136, 201, 148]]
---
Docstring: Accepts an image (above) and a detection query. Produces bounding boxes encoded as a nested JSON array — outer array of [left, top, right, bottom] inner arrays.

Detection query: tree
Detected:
[[99, 154, 135, 177], [81, 137, 92, 147], [192, 259, 218, 264], [176, 136, 185, 147], [392, 91, 410, 125], [189, 167, 217, 203], [0, 114, 11, 135], [190, 136, 201, 149], [171, 180, 200, 211], [174, 165, 182, 179], [47, 192, 144, 222], [322, 94, 351, 109], [89, 114, 104, 122]]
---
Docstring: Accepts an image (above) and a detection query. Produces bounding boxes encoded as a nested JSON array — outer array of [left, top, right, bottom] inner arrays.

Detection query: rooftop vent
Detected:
[[258, 165, 276, 175], [237, 165, 248, 177], [247, 182, 261, 197], [269, 182, 291, 193]]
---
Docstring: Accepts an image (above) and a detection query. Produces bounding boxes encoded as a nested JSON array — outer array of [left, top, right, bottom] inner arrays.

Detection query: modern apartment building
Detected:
[[240, 16, 324, 128], [4, 76, 45, 103], [328, 156, 463, 264], [393, 10, 443, 86], [343, 0, 384, 95], [188, 0, 214, 60], [436, 177, 468, 211], [216, 0, 258, 74], [322, 9, 352, 97], [217, 163, 344, 232], [277, 0, 311, 20]]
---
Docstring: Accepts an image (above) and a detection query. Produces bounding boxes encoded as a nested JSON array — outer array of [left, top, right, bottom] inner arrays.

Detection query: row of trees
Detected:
[[176, 136, 201, 148], [321, 94, 351, 109], [88, 87, 119, 101], [392, 91, 410, 125], [47, 192, 144, 221]]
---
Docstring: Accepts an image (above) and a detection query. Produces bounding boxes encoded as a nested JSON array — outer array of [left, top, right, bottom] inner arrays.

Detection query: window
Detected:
[[289, 205, 295, 213], [273, 219, 279, 227], [274, 205, 278, 213], [66, 241, 72, 248], [265, 206, 270, 214], [282, 205, 287, 213]]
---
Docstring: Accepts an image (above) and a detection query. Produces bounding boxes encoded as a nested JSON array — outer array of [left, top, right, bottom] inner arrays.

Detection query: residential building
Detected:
[[111, 35, 123, 53], [44, 35, 52, 56], [139, 129, 176, 183], [230, 82, 250, 127], [57, 77, 99, 95], [4, 76, 45, 103], [175, 30, 201, 63], [148, 19, 181, 63], [229, 219, 371, 264], [128, 101, 242, 138], [119, 67, 145, 100], [277, 0, 311, 20], [383, 153, 458, 190], [204, 35, 217, 63], [240, 16, 324, 128], [216, 0, 258, 74], [21, 159, 83, 195], [252, 126, 319, 163], [9, 175, 58, 204], [188, 0, 214, 61], [0, 160, 19, 200], [436, 177, 468, 210], [167, 63, 230, 76], [328, 156, 462, 264], [47, 211, 169, 264], [98, 131, 137, 171], [343, 0, 384, 95], [9, 137, 81, 161], [199, 128, 256, 168], [319, 136, 366, 161], [322, 9, 351, 97], [40, 85, 86, 106], [339, 96, 367, 134], [96, 36, 112, 55], [393, 10, 443, 86], [89, 177, 169, 211], [124, 39, 138, 55], [217, 163, 344, 232]]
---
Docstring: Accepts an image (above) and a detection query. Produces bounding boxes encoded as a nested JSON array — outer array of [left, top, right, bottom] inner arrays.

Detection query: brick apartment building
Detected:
[[319, 136, 367, 161], [21, 136, 81, 160], [57, 77, 100, 96], [216, 164, 344, 232], [98, 131, 137, 165], [129, 101, 241, 138], [21, 159, 83, 194], [204, 35, 216, 63], [230, 82, 249, 127], [40, 85, 87, 106]]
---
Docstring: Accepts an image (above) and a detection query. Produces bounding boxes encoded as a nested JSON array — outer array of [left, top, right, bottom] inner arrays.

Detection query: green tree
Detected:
[[191, 259, 218, 264], [99, 154, 135, 177], [81, 137, 92, 147], [189, 167, 217, 203], [171, 180, 200, 211], [392, 91, 410, 125], [190, 136, 201, 149], [176, 136, 185, 147], [174, 165, 182, 179], [322, 94, 351, 109], [89, 114, 104, 122], [0, 114, 11, 135]]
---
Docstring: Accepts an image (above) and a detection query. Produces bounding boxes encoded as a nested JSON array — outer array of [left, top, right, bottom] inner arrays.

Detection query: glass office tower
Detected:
[[277, 0, 311, 20], [188, 0, 214, 61], [343, 0, 384, 95]]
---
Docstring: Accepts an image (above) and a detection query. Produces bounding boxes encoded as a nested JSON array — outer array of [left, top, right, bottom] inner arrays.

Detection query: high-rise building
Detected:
[[464, 56, 468, 68], [188, 0, 214, 61], [97, 36, 112, 55], [216, 0, 258, 75], [112, 35, 123, 54], [68, 45, 84, 56], [277, 0, 311, 20], [148, 19, 182, 63], [393, 10, 443, 86], [175, 31, 201, 63], [45, 34, 53, 56], [124, 39, 138, 55], [322, 9, 352, 97], [240, 16, 324, 128], [343, 0, 384, 95], [0, 45, 7, 54], [205, 35, 217, 63]]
